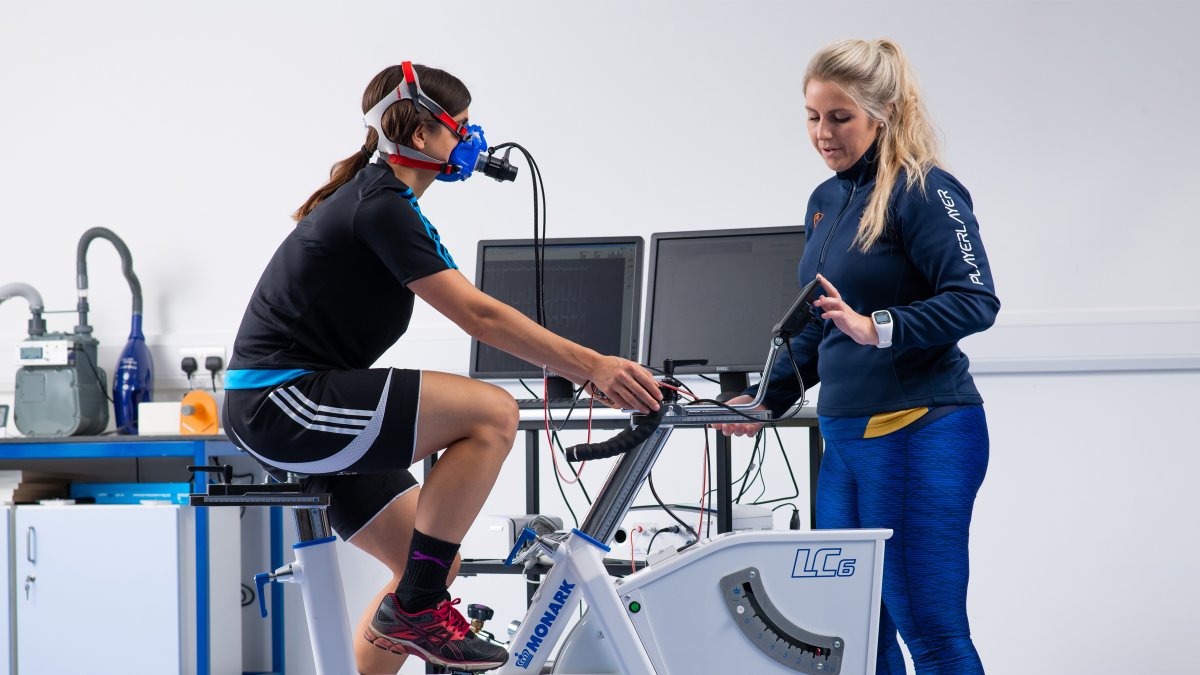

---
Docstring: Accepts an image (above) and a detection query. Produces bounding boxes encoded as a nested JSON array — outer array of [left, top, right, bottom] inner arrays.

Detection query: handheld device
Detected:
[[772, 276, 825, 340]]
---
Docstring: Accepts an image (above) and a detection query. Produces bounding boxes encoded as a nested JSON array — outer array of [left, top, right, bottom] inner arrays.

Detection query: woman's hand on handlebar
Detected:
[[588, 356, 661, 413], [712, 394, 766, 437]]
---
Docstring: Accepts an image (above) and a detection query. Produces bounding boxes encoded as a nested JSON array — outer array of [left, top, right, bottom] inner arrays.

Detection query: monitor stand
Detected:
[[715, 372, 749, 402], [545, 375, 575, 401]]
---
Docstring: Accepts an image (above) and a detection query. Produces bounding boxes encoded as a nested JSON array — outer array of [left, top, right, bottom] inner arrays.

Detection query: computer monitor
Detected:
[[470, 236, 644, 397], [641, 226, 806, 397]]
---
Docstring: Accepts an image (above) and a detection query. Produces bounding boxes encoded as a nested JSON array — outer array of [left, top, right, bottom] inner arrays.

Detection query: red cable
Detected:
[[658, 382, 695, 399], [630, 525, 643, 574], [698, 433, 709, 538], [587, 389, 594, 444], [544, 375, 585, 484]]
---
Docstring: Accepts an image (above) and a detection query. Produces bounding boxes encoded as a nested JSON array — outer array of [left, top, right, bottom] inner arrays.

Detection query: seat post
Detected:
[[293, 506, 334, 543], [188, 466, 353, 675]]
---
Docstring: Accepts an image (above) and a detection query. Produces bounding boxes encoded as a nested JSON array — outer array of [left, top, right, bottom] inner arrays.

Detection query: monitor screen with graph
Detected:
[[470, 236, 644, 381]]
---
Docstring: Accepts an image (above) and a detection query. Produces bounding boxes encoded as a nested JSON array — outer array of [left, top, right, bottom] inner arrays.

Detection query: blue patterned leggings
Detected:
[[816, 406, 989, 674]]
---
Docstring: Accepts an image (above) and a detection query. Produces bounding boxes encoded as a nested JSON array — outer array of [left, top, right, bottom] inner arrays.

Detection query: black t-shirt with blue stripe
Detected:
[[229, 162, 457, 373]]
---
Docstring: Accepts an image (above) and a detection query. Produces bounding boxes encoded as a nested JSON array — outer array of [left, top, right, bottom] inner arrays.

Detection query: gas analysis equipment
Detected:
[[363, 61, 518, 183], [3, 282, 109, 436], [7, 228, 153, 436]]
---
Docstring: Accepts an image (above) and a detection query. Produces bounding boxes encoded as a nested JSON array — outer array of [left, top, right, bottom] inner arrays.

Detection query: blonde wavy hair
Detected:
[[804, 39, 943, 251]]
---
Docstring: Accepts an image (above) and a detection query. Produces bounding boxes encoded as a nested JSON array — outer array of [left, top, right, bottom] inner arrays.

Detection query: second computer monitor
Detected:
[[642, 226, 806, 390], [470, 236, 644, 381]]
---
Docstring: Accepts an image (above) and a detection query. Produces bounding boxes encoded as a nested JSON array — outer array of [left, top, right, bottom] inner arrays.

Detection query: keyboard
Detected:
[[516, 398, 586, 410]]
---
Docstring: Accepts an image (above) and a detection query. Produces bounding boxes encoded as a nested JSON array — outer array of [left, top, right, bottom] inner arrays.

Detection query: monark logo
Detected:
[[515, 579, 577, 668]]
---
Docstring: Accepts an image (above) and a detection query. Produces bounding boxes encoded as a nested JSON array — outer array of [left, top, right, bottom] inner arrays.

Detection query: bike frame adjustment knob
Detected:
[[254, 572, 271, 618], [468, 603, 494, 634]]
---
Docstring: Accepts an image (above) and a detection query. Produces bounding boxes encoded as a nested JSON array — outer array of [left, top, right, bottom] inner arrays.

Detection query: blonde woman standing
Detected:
[[718, 40, 998, 673]]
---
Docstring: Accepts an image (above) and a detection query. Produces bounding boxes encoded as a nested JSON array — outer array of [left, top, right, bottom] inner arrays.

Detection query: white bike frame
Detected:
[[268, 510, 357, 675], [496, 319, 874, 674], [499, 527, 656, 674], [190, 483, 356, 675], [192, 286, 842, 675]]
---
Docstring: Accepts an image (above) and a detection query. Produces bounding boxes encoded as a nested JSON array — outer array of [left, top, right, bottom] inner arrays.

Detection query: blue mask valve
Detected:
[[437, 124, 488, 183]]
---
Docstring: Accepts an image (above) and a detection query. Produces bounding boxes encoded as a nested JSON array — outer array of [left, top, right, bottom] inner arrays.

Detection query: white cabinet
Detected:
[[0, 507, 11, 675], [13, 504, 240, 675]]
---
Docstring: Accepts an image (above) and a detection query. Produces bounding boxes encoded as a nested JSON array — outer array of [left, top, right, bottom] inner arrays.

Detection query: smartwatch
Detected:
[[871, 310, 893, 349]]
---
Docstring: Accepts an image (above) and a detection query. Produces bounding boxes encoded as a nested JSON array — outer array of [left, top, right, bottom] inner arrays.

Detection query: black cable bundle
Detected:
[[565, 406, 665, 461], [490, 142, 547, 328]]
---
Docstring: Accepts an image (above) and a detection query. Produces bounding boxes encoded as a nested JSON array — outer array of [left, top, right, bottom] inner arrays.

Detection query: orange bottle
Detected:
[[180, 390, 218, 435]]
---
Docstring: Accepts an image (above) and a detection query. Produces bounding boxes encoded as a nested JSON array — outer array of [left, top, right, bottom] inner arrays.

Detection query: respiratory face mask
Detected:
[[363, 62, 517, 183]]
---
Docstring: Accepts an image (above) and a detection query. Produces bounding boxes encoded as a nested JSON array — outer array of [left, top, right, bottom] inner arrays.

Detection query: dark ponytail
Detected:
[[293, 64, 472, 221], [292, 147, 371, 221]]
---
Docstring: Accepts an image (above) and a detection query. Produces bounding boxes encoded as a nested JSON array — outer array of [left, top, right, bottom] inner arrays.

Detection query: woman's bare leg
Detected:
[[347, 487, 462, 674], [408, 371, 519, 544], [353, 371, 517, 671]]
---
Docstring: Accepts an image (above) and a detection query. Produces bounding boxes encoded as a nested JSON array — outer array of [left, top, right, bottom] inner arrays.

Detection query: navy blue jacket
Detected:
[[748, 147, 1000, 417]]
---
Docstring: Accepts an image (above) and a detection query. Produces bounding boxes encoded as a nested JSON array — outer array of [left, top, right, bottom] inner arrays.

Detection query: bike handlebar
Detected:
[[563, 279, 821, 462], [563, 400, 780, 461], [565, 406, 665, 461]]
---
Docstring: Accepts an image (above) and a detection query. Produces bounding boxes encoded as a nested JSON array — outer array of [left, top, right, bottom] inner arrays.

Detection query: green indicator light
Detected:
[[628, 601, 641, 613]]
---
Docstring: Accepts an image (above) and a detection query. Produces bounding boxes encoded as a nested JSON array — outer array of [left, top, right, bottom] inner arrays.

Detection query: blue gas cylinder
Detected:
[[113, 313, 154, 434]]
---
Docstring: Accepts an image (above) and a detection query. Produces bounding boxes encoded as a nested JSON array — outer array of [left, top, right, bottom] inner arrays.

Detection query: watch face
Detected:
[[873, 311, 891, 324]]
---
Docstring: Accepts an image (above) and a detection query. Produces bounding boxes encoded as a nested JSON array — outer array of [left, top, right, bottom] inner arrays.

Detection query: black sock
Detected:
[[395, 529, 460, 612]]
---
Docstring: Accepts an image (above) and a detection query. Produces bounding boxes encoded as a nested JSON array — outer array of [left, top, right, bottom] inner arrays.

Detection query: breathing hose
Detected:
[[0, 282, 47, 336], [75, 227, 143, 333], [73, 227, 153, 434]]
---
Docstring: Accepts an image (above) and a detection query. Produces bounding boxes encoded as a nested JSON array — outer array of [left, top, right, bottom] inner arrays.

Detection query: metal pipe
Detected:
[[678, 340, 781, 414], [292, 506, 333, 542], [579, 426, 675, 545]]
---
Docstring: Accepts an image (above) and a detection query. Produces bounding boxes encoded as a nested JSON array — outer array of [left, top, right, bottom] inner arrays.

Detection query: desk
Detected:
[[716, 408, 822, 531], [0, 415, 823, 674], [508, 410, 821, 534], [450, 409, 823, 596], [0, 434, 243, 675]]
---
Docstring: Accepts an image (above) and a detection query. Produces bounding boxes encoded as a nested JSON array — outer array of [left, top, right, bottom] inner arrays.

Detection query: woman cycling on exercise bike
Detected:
[[223, 62, 661, 673]]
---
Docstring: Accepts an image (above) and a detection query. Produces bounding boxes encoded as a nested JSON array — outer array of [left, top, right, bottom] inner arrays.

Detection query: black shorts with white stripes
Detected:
[[298, 470, 419, 541], [224, 368, 423, 539]]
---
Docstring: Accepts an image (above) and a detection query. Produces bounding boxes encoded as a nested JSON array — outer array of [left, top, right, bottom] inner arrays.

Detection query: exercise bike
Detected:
[[497, 278, 889, 674], [189, 277, 889, 674]]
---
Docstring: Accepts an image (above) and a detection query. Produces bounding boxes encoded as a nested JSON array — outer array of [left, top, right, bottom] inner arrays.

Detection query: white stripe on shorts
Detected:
[[283, 385, 375, 418], [238, 370, 393, 474], [271, 388, 369, 429]]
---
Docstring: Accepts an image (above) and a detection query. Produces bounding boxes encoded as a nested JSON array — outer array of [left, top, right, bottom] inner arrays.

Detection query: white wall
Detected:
[[970, 369, 1200, 673], [2, 1, 1197, 673]]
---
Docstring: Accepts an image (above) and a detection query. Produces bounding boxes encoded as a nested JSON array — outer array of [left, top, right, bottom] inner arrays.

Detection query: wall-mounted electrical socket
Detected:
[[179, 346, 227, 375]]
